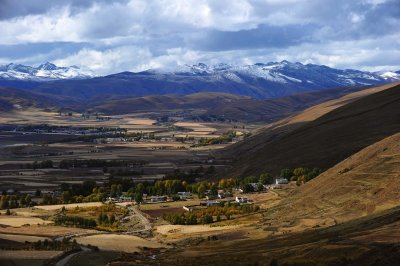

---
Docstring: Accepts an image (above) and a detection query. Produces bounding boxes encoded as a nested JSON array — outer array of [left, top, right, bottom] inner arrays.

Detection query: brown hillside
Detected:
[[0, 87, 79, 111], [158, 133, 400, 265], [270, 132, 400, 223], [88, 85, 373, 122], [223, 82, 400, 176]]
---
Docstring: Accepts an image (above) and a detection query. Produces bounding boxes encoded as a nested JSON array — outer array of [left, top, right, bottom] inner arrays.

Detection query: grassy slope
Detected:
[[269, 132, 400, 222], [223, 82, 400, 176]]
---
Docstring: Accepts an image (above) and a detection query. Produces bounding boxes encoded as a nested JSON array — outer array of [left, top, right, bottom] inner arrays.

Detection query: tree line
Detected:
[[54, 215, 97, 228], [163, 203, 260, 225]]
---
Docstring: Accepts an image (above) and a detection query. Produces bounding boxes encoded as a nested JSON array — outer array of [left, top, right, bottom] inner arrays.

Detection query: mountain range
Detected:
[[0, 61, 399, 100], [0, 62, 93, 81]]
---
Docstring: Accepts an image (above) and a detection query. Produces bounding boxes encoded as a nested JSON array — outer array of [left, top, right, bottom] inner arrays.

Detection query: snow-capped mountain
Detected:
[[0, 61, 398, 100], [0, 62, 93, 81], [374, 70, 400, 80], [173, 61, 399, 86]]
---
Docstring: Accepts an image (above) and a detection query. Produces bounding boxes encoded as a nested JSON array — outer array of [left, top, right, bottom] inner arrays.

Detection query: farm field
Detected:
[[74, 234, 166, 252], [0, 109, 253, 193], [140, 198, 201, 211], [0, 233, 49, 243], [156, 224, 245, 239], [0, 216, 52, 227], [35, 202, 104, 211], [0, 225, 98, 237]]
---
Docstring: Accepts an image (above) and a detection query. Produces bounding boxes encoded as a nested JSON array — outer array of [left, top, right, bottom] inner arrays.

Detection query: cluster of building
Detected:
[[106, 178, 290, 207], [238, 178, 289, 193], [15, 126, 115, 136], [184, 196, 249, 211], [106, 191, 194, 204]]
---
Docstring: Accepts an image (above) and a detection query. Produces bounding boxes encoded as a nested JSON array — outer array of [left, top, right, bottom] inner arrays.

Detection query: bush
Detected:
[[54, 215, 97, 228], [171, 195, 181, 201]]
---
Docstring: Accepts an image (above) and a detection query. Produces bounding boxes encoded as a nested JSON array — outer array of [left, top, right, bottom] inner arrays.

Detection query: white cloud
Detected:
[[54, 46, 154, 75], [0, 0, 398, 74], [0, 8, 79, 44]]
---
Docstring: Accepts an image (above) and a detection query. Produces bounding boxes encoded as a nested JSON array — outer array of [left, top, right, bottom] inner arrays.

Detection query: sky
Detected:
[[0, 0, 399, 75]]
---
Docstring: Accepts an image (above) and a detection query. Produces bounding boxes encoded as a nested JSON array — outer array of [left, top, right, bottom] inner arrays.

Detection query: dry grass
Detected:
[[0, 216, 52, 227], [0, 225, 98, 237], [139, 199, 201, 211], [267, 132, 400, 229], [350, 220, 400, 244], [35, 202, 104, 211], [279, 82, 399, 126], [123, 118, 156, 125], [75, 234, 165, 252], [156, 224, 242, 239], [0, 233, 49, 243]]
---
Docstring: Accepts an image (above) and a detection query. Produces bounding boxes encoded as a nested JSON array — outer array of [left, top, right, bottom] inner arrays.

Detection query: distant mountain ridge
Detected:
[[0, 61, 399, 99], [0, 62, 93, 81], [175, 61, 399, 86]]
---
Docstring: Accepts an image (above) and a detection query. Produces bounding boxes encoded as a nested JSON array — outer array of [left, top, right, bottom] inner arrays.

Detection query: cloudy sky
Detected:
[[0, 0, 399, 75]]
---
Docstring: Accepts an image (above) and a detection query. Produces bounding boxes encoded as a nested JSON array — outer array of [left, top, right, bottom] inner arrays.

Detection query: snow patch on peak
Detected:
[[378, 71, 400, 80], [38, 62, 58, 71], [0, 62, 94, 81]]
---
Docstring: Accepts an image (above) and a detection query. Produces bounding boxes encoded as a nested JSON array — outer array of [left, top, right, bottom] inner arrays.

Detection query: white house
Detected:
[[119, 196, 132, 202], [150, 195, 167, 202], [235, 196, 248, 203], [275, 178, 289, 185], [177, 192, 193, 199]]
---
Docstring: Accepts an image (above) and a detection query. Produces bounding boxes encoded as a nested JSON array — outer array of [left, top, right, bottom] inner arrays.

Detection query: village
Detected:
[[104, 177, 290, 212], [0, 108, 310, 265], [3, 111, 251, 149]]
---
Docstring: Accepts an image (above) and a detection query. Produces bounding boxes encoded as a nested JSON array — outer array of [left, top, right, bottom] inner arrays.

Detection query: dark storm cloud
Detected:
[[0, 0, 128, 20], [189, 24, 319, 51], [0, 42, 89, 60], [354, 0, 400, 37]]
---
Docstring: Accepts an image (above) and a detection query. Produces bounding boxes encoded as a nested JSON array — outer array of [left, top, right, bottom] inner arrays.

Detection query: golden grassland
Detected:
[[75, 234, 166, 253], [0, 216, 53, 227], [0, 225, 98, 237], [0, 233, 49, 243], [35, 202, 104, 211]]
